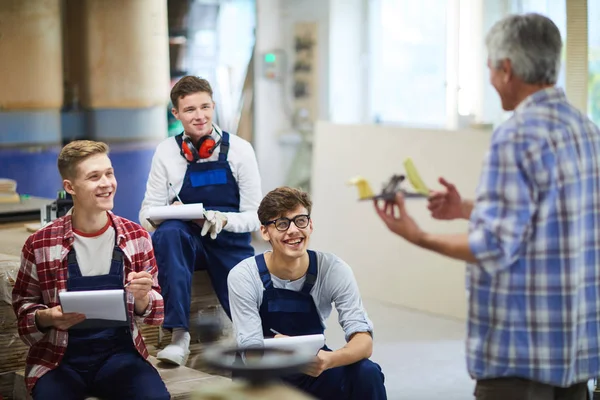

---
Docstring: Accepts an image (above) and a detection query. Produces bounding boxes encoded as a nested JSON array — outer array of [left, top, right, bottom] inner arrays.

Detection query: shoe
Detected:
[[156, 343, 190, 366]]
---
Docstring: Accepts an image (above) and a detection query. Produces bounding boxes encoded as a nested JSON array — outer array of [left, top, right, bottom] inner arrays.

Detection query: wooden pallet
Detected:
[[0, 253, 26, 375]]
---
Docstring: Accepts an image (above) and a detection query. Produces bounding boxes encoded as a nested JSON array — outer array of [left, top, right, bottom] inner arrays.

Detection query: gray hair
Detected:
[[485, 13, 562, 85]]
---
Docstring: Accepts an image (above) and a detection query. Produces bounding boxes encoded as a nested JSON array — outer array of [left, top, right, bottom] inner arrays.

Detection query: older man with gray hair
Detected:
[[374, 13, 600, 400]]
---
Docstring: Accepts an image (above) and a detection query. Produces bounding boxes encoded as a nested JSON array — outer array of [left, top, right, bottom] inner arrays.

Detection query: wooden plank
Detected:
[[0, 371, 17, 400], [0, 332, 27, 374], [0, 197, 51, 225], [0, 306, 17, 332], [0, 250, 26, 376]]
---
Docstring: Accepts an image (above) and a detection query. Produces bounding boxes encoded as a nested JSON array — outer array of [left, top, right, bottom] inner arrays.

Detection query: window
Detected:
[[475, 0, 567, 127], [369, 0, 448, 128], [369, 0, 569, 130]]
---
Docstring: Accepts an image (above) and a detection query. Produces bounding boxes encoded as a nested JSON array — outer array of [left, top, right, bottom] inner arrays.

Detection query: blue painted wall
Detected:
[[0, 141, 158, 224], [107, 142, 157, 222], [0, 146, 63, 199]]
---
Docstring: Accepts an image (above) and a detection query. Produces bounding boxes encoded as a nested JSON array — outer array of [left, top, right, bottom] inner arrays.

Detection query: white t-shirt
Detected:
[[72, 218, 115, 277]]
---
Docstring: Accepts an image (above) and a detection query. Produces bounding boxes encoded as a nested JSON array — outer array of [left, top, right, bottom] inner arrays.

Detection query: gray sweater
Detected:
[[227, 250, 374, 349]]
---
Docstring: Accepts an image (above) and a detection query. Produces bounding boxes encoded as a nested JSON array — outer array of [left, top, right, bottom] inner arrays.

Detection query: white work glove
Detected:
[[201, 210, 227, 239]]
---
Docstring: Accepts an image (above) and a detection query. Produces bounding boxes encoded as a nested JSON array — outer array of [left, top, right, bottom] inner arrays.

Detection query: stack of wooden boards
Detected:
[[0, 180, 19, 205], [0, 252, 28, 399], [0, 253, 25, 371]]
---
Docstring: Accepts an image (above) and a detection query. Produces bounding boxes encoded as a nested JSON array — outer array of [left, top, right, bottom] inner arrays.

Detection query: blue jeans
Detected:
[[32, 349, 169, 400]]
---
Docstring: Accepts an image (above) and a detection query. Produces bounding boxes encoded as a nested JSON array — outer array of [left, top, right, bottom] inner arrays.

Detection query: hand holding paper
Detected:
[[59, 289, 128, 323], [36, 305, 86, 330]]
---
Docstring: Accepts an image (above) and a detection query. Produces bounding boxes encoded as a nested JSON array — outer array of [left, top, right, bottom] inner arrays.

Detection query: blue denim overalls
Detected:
[[254, 251, 387, 399], [152, 131, 254, 326], [32, 243, 169, 400]]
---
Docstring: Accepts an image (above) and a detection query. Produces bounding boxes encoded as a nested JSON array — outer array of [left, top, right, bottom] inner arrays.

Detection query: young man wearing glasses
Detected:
[[227, 187, 387, 400]]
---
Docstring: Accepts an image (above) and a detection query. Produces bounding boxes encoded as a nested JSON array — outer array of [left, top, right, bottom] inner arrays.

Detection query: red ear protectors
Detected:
[[181, 135, 222, 162]]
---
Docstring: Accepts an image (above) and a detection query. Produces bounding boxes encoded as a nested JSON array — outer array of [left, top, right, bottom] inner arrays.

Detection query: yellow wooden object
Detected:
[[403, 158, 430, 196], [347, 176, 375, 199]]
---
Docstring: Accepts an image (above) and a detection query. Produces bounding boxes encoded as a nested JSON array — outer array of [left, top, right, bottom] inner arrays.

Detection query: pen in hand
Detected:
[[124, 266, 153, 288], [169, 182, 184, 204], [270, 328, 283, 336]]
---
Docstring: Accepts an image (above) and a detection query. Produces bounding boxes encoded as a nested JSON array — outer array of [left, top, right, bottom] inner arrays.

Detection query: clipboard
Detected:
[[263, 334, 325, 355], [146, 203, 205, 221], [59, 289, 130, 330]]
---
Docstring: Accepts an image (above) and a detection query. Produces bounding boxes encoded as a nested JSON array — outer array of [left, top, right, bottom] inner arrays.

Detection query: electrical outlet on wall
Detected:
[[262, 49, 286, 81]]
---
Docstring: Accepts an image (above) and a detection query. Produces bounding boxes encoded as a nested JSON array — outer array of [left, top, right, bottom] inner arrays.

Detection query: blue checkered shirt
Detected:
[[467, 87, 600, 387]]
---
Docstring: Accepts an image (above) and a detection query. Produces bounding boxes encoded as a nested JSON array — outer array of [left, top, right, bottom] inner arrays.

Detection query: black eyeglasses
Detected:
[[264, 214, 311, 231]]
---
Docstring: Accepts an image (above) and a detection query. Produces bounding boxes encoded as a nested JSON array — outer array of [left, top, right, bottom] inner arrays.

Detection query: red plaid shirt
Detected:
[[12, 211, 164, 393]]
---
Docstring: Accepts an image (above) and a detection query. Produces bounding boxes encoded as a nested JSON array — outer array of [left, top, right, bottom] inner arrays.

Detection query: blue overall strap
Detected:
[[300, 250, 318, 294], [218, 132, 230, 162], [255, 254, 273, 289], [66, 249, 81, 278], [109, 246, 125, 276], [174, 133, 184, 148]]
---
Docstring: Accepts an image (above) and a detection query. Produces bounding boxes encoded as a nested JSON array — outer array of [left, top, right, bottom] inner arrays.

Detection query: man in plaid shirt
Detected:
[[374, 13, 600, 400], [12, 141, 169, 399]]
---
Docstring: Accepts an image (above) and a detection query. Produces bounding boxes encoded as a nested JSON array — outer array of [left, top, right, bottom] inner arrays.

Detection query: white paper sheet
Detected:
[[263, 334, 325, 355], [59, 289, 127, 321], [146, 203, 205, 221]]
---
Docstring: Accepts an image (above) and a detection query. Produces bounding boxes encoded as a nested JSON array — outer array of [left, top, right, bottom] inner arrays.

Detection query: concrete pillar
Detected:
[[64, 0, 170, 142], [0, 0, 63, 146]]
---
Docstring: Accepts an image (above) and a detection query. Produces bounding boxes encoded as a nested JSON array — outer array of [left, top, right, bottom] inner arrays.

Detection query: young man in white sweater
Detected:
[[139, 76, 262, 365]]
